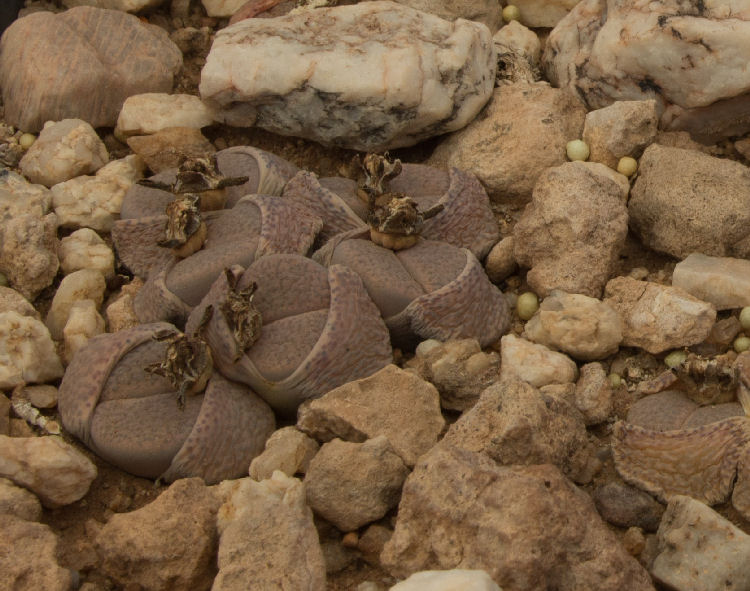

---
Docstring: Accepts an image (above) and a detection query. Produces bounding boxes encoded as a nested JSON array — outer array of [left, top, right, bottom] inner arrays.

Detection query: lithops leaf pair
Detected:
[[184, 254, 393, 416], [58, 322, 275, 483], [283, 154, 499, 259], [314, 230, 511, 349]]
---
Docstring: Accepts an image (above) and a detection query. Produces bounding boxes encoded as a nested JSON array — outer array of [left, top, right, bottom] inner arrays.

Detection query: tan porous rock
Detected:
[[500, 334, 578, 387], [574, 362, 614, 425], [484, 236, 517, 284], [249, 426, 319, 481], [63, 299, 106, 364], [0, 213, 59, 300], [0, 311, 64, 389], [0, 477, 43, 522], [126, 127, 216, 173], [0, 170, 52, 220]]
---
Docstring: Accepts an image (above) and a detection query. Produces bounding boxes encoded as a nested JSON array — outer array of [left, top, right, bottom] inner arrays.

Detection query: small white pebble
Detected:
[[566, 139, 590, 161], [740, 307, 750, 331], [18, 133, 36, 150], [502, 4, 521, 22], [616, 156, 638, 177], [734, 335, 750, 353], [516, 291, 539, 321], [664, 349, 688, 369]]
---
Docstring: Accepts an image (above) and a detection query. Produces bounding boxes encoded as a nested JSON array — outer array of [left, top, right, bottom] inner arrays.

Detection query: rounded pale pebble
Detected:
[[59, 228, 115, 279], [608, 373, 622, 387], [734, 335, 750, 353], [740, 307, 750, 331], [566, 139, 590, 161], [502, 4, 521, 22], [0, 311, 64, 389], [18, 133, 36, 150], [21, 385, 58, 409], [484, 236, 516, 284], [664, 350, 688, 369], [464, 351, 497, 375], [415, 339, 443, 358], [516, 291, 539, 320], [46, 269, 106, 340], [617, 156, 638, 177], [63, 300, 106, 364]]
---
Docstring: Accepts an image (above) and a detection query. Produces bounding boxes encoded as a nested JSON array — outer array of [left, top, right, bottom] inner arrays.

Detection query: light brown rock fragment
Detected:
[[115, 93, 215, 139], [297, 365, 444, 467], [127, 127, 216, 173], [500, 334, 578, 387], [0, 311, 64, 389], [0, 213, 59, 300], [46, 269, 106, 340], [214, 473, 326, 591], [0, 170, 52, 220], [582, 100, 658, 168], [0, 435, 97, 508], [672, 253, 750, 310], [381, 442, 654, 590], [249, 426, 319, 481], [604, 276, 716, 354], [574, 362, 613, 425], [96, 478, 220, 591], [0, 477, 43, 521]]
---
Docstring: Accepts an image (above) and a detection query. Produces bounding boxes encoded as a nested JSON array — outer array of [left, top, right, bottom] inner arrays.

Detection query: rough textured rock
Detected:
[[407, 338, 500, 411], [0, 435, 97, 508], [672, 253, 750, 310], [51, 155, 145, 232], [492, 20, 541, 65], [390, 569, 501, 591], [428, 82, 586, 203], [0, 212, 59, 299], [126, 127, 216, 173], [0, 7, 182, 132], [582, 100, 658, 168], [115, 93, 215, 139], [63, 299, 106, 363], [381, 443, 654, 590], [46, 269, 106, 340], [651, 496, 750, 591], [200, 1, 496, 151], [62, 0, 166, 11], [201, 0, 246, 18], [593, 482, 664, 533], [19, 119, 108, 187], [500, 334, 578, 387], [297, 365, 445, 467], [512, 0, 581, 27], [544, 0, 750, 141], [573, 362, 613, 425], [214, 473, 326, 591], [604, 277, 716, 354], [0, 311, 64, 389], [59, 228, 115, 279], [0, 477, 43, 521], [0, 170, 52, 220], [104, 278, 142, 332], [249, 426, 319, 481], [629, 144, 750, 259], [22, 384, 59, 409], [96, 478, 220, 591], [305, 436, 408, 532], [0, 286, 38, 318], [0, 514, 73, 591], [523, 290, 622, 361], [513, 162, 629, 297], [392, 0, 502, 32], [484, 236, 516, 283], [443, 378, 594, 483]]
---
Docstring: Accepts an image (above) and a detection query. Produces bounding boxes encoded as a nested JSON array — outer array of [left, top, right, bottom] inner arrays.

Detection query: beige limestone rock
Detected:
[[0, 311, 64, 389], [305, 436, 409, 532], [493, 20, 540, 65], [0, 7, 182, 132], [0, 515, 73, 591], [604, 276, 716, 354], [0, 286, 38, 318], [96, 478, 220, 591], [19, 119, 108, 187], [390, 569, 501, 591], [0, 477, 43, 521], [574, 362, 613, 425], [381, 443, 654, 590], [46, 269, 106, 340], [214, 473, 326, 591], [297, 365, 444, 467], [652, 496, 750, 591], [0, 170, 52, 220], [200, 2, 496, 151], [513, 0, 581, 27], [126, 127, 216, 173], [523, 290, 623, 361], [59, 228, 115, 279], [51, 154, 145, 232], [105, 278, 143, 332], [583, 100, 658, 169], [391, 0, 502, 33], [249, 426, 319, 481], [513, 161, 629, 297], [115, 93, 215, 140], [428, 82, 586, 204], [672, 253, 750, 311], [500, 334, 578, 387], [63, 0, 166, 12], [63, 299, 106, 363], [630, 144, 750, 259], [443, 378, 594, 483], [21, 385, 59, 409], [0, 213, 59, 300], [0, 435, 96, 508]]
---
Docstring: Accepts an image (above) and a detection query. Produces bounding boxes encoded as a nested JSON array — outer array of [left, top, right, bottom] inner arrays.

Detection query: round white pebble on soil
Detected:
[[502, 4, 521, 22], [516, 291, 539, 320], [617, 156, 638, 177], [566, 139, 590, 161], [734, 335, 750, 353], [18, 133, 36, 150]]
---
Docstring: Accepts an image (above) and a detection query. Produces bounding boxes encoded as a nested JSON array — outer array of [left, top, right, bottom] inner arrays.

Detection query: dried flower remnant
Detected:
[[219, 269, 262, 362], [356, 153, 403, 204], [158, 194, 207, 258], [145, 307, 214, 409]]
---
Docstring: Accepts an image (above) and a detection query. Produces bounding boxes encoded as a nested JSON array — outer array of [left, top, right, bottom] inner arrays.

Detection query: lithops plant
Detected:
[[283, 153, 499, 259], [58, 322, 275, 483], [184, 254, 393, 415]]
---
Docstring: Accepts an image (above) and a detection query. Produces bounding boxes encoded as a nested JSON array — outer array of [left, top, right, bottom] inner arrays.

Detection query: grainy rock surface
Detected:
[[381, 442, 655, 590], [62, 0, 166, 11], [573, 362, 613, 425], [0, 170, 52, 219], [95, 478, 220, 591], [0, 7, 182, 132], [500, 334, 578, 387], [593, 482, 664, 533], [604, 277, 716, 355], [513, 162, 629, 297], [249, 426, 319, 481], [428, 82, 586, 203], [126, 127, 216, 173], [672, 253, 750, 310], [629, 144, 750, 259], [59, 228, 115, 279], [0, 477, 43, 522], [200, 1, 496, 151], [582, 100, 658, 168], [0, 311, 64, 388], [0, 212, 59, 299]]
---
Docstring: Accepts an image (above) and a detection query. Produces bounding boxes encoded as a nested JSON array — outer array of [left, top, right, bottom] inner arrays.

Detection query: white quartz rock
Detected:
[[0, 171, 52, 220], [46, 269, 106, 340], [200, 1, 496, 151], [0, 311, 64, 389], [500, 334, 578, 387], [59, 228, 115, 279], [62, 0, 166, 11], [19, 119, 108, 187], [51, 154, 145, 231], [115, 93, 215, 139], [390, 569, 501, 590], [63, 299, 106, 364], [0, 435, 97, 508]]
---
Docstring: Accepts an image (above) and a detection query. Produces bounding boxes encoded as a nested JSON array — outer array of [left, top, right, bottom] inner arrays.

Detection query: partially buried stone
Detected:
[[200, 2, 496, 151], [672, 253, 750, 311]]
